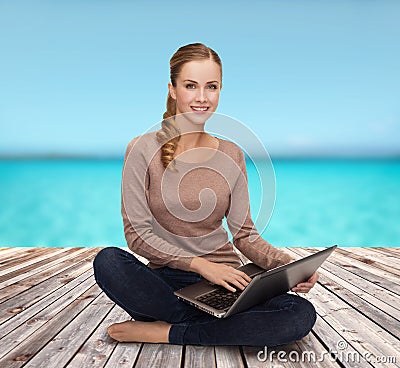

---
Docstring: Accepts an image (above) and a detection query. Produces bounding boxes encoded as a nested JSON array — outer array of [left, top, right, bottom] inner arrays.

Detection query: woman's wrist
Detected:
[[189, 256, 209, 273]]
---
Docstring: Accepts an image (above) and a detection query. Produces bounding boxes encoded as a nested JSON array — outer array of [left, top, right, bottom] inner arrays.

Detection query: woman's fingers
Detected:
[[230, 269, 252, 286], [293, 282, 314, 293], [237, 270, 252, 283], [222, 281, 237, 292], [224, 271, 251, 291], [292, 285, 312, 293], [291, 272, 319, 293], [221, 278, 240, 292], [227, 278, 246, 291], [292, 284, 309, 293], [213, 265, 253, 292], [310, 272, 319, 283]]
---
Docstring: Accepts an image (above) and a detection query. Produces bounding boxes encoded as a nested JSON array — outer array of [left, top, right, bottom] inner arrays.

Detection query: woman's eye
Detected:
[[185, 84, 218, 89]]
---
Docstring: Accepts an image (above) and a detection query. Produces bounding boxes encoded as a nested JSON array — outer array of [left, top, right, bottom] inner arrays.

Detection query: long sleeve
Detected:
[[225, 148, 294, 270], [121, 137, 195, 271]]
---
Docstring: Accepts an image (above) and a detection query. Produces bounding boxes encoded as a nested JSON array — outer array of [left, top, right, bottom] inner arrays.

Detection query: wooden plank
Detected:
[[295, 258, 400, 338], [0, 248, 68, 276], [0, 248, 89, 293], [0, 248, 49, 264], [133, 343, 183, 367], [215, 346, 244, 368], [184, 346, 216, 368], [0, 248, 94, 307], [302, 315, 373, 368], [65, 305, 131, 368], [313, 248, 400, 294], [368, 247, 399, 255], [102, 341, 141, 368], [242, 343, 301, 368], [299, 284, 400, 367], [269, 341, 320, 368], [0, 249, 98, 325], [23, 291, 115, 368], [295, 332, 344, 367], [0, 248, 29, 262], [0, 269, 93, 339], [0, 248, 52, 272], [0, 274, 96, 359], [242, 325, 345, 367], [0, 284, 102, 368], [0, 247, 75, 279], [242, 345, 278, 368], [375, 247, 400, 256], [336, 247, 400, 274], [289, 248, 400, 311]]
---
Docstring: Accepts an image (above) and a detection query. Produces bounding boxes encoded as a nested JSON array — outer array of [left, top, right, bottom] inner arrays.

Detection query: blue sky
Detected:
[[1, 0, 399, 157]]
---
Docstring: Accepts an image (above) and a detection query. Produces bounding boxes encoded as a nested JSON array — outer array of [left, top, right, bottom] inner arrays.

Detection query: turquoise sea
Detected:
[[0, 158, 399, 247]]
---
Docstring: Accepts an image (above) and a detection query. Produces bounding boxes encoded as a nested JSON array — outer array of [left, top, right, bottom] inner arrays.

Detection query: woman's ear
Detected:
[[168, 82, 176, 100]]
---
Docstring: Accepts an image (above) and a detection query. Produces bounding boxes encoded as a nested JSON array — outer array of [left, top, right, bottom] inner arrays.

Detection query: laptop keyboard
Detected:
[[196, 287, 243, 310]]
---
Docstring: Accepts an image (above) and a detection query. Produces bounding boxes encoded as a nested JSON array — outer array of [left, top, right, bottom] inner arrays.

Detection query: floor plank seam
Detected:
[[309, 329, 347, 368], [179, 344, 186, 368], [238, 345, 249, 368]]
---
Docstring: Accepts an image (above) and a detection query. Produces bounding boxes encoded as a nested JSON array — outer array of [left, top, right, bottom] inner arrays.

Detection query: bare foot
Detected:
[[107, 320, 172, 343]]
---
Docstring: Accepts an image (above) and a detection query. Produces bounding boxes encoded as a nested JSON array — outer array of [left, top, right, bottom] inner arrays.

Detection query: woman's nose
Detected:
[[195, 88, 207, 102]]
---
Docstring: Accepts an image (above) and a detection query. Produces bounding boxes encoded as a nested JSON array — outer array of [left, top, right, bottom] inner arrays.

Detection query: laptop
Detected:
[[174, 245, 337, 318]]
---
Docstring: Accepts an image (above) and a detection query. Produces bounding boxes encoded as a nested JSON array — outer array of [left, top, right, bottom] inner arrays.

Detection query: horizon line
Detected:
[[0, 153, 399, 160]]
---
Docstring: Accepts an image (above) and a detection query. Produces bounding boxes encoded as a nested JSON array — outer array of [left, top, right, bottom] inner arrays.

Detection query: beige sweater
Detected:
[[121, 131, 293, 272]]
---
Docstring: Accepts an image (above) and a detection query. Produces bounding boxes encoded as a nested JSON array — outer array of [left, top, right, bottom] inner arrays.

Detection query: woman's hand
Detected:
[[189, 257, 252, 292], [291, 272, 319, 293]]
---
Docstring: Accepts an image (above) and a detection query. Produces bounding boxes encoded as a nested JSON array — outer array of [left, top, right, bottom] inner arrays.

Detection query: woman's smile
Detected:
[[191, 106, 210, 113]]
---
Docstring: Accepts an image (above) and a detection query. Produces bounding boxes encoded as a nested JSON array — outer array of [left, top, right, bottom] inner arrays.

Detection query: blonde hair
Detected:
[[156, 43, 222, 171]]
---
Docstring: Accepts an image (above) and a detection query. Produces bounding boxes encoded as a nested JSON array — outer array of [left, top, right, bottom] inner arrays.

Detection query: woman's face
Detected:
[[168, 59, 222, 122]]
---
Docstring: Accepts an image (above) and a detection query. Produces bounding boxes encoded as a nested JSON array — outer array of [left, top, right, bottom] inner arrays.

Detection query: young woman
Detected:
[[93, 43, 319, 347]]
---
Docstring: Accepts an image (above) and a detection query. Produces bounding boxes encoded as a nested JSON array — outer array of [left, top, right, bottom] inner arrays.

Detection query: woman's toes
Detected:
[[107, 322, 125, 340], [107, 325, 116, 335], [109, 332, 123, 342]]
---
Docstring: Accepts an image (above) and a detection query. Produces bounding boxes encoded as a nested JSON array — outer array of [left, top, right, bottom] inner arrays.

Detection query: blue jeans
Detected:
[[93, 247, 317, 347]]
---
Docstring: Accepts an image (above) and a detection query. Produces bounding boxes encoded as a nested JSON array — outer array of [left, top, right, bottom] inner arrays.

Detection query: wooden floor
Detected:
[[0, 246, 399, 368]]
